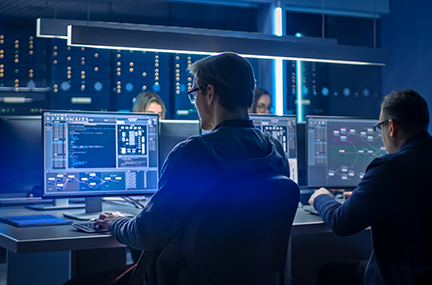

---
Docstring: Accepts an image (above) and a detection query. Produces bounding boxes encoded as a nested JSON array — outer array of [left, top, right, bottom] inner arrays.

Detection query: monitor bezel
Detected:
[[305, 115, 381, 190], [0, 115, 44, 200], [42, 110, 160, 199]]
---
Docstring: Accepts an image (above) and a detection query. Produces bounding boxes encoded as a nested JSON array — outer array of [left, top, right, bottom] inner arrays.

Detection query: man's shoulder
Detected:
[[170, 135, 204, 154]]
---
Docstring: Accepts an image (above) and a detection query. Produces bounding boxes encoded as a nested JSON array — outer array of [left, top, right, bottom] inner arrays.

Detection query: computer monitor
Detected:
[[250, 114, 298, 183], [36, 110, 159, 218], [159, 120, 200, 169], [0, 116, 44, 202], [306, 116, 387, 189]]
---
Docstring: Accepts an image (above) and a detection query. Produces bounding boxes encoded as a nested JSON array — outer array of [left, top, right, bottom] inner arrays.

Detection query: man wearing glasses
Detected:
[[91, 52, 291, 285], [309, 89, 432, 284]]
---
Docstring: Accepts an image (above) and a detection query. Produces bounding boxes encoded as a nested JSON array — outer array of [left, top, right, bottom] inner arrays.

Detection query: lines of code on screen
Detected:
[[68, 124, 116, 168]]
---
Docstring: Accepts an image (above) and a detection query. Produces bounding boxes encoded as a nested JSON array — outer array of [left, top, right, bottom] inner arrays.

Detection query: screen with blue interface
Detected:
[[250, 114, 298, 183], [307, 116, 387, 188], [43, 111, 159, 197]]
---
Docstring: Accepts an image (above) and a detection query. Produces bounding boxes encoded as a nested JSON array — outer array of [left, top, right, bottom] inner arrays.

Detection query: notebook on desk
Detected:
[[0, 214, 73, 227]]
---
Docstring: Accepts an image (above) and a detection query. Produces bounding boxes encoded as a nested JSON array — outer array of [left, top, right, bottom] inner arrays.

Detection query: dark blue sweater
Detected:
[[314, 131, 432, 285], [110, 120, 291, 285]]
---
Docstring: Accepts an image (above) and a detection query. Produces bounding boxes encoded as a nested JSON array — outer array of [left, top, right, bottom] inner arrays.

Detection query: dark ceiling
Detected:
[[0, 0, 261, 32], [1, 0, 173, 24]]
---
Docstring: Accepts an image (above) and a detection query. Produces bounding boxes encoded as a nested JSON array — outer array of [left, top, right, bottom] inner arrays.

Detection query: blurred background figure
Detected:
[[132, 91, 166, 119], [250, 87, 273, 114]]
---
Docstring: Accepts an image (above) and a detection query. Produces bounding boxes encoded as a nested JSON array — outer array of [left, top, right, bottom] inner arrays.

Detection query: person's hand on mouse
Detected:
[[94, 211, 125, 229]]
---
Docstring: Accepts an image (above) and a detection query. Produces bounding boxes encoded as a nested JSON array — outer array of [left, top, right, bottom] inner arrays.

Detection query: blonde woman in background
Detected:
[[132, 91, 166, 119]]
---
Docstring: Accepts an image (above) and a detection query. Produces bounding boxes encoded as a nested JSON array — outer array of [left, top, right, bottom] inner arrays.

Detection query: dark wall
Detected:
[[285, 12, 383, 118], [381, 0, 432, 133]]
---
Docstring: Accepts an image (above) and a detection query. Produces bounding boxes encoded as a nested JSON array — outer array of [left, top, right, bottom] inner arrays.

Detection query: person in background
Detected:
[[132, 91, 166, 119], [309, 89, 432, 284], [249, 87, 273, 114]]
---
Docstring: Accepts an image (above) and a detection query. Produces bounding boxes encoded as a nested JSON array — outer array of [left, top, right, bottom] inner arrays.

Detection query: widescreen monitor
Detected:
[[0, 116, 45, 202], [306, 116, 387, 189], [159, 120, 200, 169], [250, 114, 298, 183], [39, 111, 159, 218]]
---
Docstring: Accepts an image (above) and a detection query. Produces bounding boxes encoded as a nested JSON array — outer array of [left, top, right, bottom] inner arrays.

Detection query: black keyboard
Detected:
[[72, 222, 109, 233], [304, 208, 320, 216]]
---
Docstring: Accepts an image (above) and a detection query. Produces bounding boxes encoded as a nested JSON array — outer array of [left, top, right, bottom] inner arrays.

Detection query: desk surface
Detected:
[[0, 201, 329, 254], [292, 205, 332, 235], [0, 202, 142, 254]]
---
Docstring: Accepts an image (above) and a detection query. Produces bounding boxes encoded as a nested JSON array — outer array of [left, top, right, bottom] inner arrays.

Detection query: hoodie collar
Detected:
[[213, 119, 254, 131]]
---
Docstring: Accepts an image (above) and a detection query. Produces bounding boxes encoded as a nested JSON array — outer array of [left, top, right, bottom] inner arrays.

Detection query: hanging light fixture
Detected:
[[36, 18, 388, 65], [65, 24, 388, 66]]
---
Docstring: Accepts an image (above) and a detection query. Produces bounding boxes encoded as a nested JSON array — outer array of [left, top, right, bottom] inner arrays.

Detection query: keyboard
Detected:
[[72, 222, 109, 233], [304, 208, 320, 216]]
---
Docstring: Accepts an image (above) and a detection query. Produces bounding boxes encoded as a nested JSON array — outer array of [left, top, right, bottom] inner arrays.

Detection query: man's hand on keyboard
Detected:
[[94, 211, 125, 229]]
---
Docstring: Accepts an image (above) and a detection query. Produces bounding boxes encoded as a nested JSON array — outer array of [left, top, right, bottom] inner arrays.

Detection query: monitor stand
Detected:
[[25, 198, 85, 210], [62, 197, 104, 220]]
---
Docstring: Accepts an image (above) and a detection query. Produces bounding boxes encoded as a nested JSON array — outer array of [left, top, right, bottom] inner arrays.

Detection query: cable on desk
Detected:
[[120, 196, 146, 209]]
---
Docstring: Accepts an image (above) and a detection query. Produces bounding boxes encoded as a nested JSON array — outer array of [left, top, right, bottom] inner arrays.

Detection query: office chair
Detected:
[[128, 173, 300, 285]]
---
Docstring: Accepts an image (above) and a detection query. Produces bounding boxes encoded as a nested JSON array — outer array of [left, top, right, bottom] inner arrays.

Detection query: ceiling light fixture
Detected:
[[66, 24, 388, 66]]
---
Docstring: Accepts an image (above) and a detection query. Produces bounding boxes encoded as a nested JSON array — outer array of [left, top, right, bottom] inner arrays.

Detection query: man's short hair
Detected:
[[188, 52, 255, 112], [382, 89, 430, 133]]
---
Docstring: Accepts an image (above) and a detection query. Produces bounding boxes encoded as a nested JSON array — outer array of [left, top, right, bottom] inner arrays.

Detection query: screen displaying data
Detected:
[[43, 111, 159, 197], [307, 116, 387, 188], [250, 114, 298, 183]]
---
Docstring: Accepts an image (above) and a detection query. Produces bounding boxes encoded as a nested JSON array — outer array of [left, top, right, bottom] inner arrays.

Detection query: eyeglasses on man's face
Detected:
[[187, 87, 199, 104], [257, 104, 275, 113], [373, 119, 390, 136]]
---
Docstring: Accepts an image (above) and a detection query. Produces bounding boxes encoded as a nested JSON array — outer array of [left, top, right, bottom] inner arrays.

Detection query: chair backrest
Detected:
[[183, 173, 300, 285]]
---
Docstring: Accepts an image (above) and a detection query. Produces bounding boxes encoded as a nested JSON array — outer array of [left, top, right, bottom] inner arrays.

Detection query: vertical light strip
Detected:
[[296, 60, 303, 122], [275, 58, 283, 115], [273, 5, 284, 116], [274, 7, 283, 37]]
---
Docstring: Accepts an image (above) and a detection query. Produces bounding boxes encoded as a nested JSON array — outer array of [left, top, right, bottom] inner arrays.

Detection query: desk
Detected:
[[0, 203, 142, 285], [289, 205, 372, 285], [0, 203, 371, 285]]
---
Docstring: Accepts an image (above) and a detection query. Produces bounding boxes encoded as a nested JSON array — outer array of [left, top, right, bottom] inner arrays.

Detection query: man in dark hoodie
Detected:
[[94, 52, 290, 284]]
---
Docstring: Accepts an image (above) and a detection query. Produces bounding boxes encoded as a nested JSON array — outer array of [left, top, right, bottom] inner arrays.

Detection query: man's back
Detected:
[[315, 131, 432, 284], [371, 131, 432, 284], [111, 121, 291, 285]]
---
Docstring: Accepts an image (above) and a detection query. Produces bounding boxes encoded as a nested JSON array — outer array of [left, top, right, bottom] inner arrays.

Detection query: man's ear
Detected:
[[206, 84, 216, 105], [389, 119, 397, 137]]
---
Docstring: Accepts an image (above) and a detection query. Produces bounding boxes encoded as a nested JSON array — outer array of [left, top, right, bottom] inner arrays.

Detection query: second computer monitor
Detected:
[[250, 114, 298, 183], [307, 116, 387, 189], [0, 116, 43, 198], [159, 120, 201, 169]]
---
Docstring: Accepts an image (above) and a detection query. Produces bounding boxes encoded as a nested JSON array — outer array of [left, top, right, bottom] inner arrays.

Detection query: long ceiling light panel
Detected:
[[67, 24, 387, 65], [37, 18, 388, 65]]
